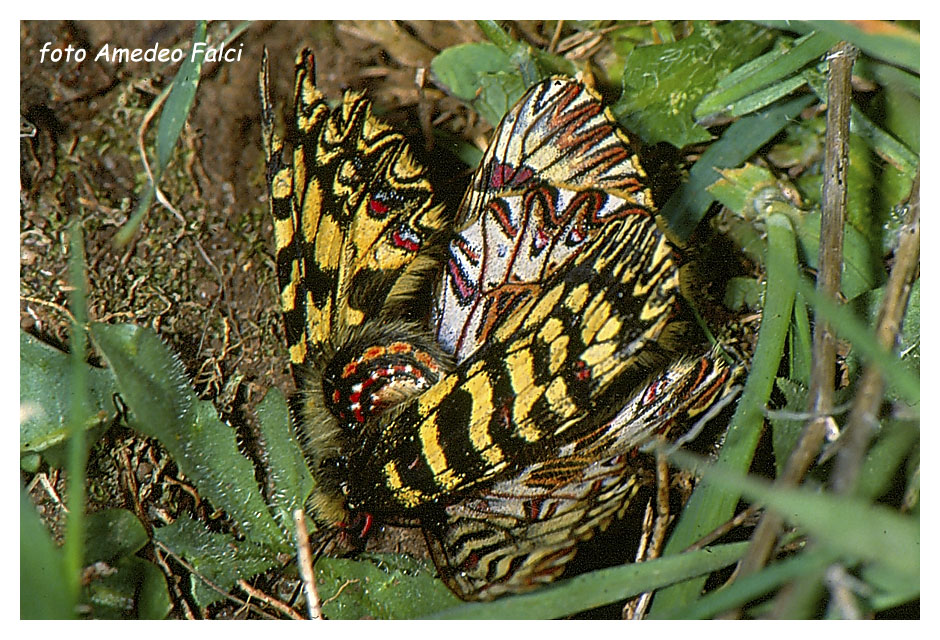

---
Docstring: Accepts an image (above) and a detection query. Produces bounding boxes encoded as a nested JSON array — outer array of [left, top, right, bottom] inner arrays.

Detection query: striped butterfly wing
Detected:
[[434, 78, 657, 362], [427, 354, 737, 600], [262, 52, 741, 602], [346, 204, 691, 516], [261, 49, 449, 373]]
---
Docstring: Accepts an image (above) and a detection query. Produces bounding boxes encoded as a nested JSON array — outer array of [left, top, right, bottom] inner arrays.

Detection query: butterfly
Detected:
[[260, 48, 741, 602]]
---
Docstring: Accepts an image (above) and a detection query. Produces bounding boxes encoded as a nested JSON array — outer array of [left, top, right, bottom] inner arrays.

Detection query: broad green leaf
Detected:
[[475, 72, 529, 126], [723, 276, 762, 311], [476, 20, 575, 82], [84, 555, 170, 619], [317, 553, 460, 619], [431, 42, 528, 126], [650, 213, 798, 615], [83, 509, 149, 565], [21, 489, 74, 619], [135, 556, 173, 619], [20, 331, 116, 455], [613, 21, 775, 147], [255, 387, 313, 531], [90, 322, 283, 546], [433, 542, 748, 619], [433, 127, 484, 168], [431, 42, 515, 101], [153, 514, 278, 608]]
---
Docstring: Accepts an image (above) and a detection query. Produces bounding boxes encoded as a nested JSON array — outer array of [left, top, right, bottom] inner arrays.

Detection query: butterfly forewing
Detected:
[[262, 49, 448, 374], [434, 78, 656, 362], [261, 49, 453, 525]]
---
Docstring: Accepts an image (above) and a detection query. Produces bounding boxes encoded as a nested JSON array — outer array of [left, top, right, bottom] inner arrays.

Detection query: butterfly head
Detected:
[[294, 320, 453, 530]]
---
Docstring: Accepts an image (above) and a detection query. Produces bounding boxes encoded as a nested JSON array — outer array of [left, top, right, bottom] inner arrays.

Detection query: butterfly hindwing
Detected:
[[427, 354, 738, 600]]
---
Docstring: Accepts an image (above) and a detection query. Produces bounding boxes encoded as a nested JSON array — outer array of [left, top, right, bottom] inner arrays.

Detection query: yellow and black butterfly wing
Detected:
[[426, 354, 738, 600], [434, 77, 656, 361], [262, 52, 743, 603], [394, 77, 739, 601], [261, 49, 449, 373], [346, 209, 689, 516]]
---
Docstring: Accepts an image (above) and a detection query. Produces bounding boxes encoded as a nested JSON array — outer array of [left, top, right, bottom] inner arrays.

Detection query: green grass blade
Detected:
[[64, 221, 89, 605], [21, 489, 74, 619], [670, 449, 919, 580], [725, 74, 810, 118], [804, 20, 919, 73], [695, 30, 837, 120], [432, 542, 748, 619], [657, 548, 836, 619], [794, 278, 919, 406], [649, 213, 798, 615], [754, 20, 919, 74], [155, 20, 207, 170], [805, 69, 919, 174], [116, 20, 207, 246]]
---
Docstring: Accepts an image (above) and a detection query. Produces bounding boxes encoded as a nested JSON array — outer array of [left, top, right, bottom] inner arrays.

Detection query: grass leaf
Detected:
[[433, 542, 748, 619], [650, 213, 798, 614]]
